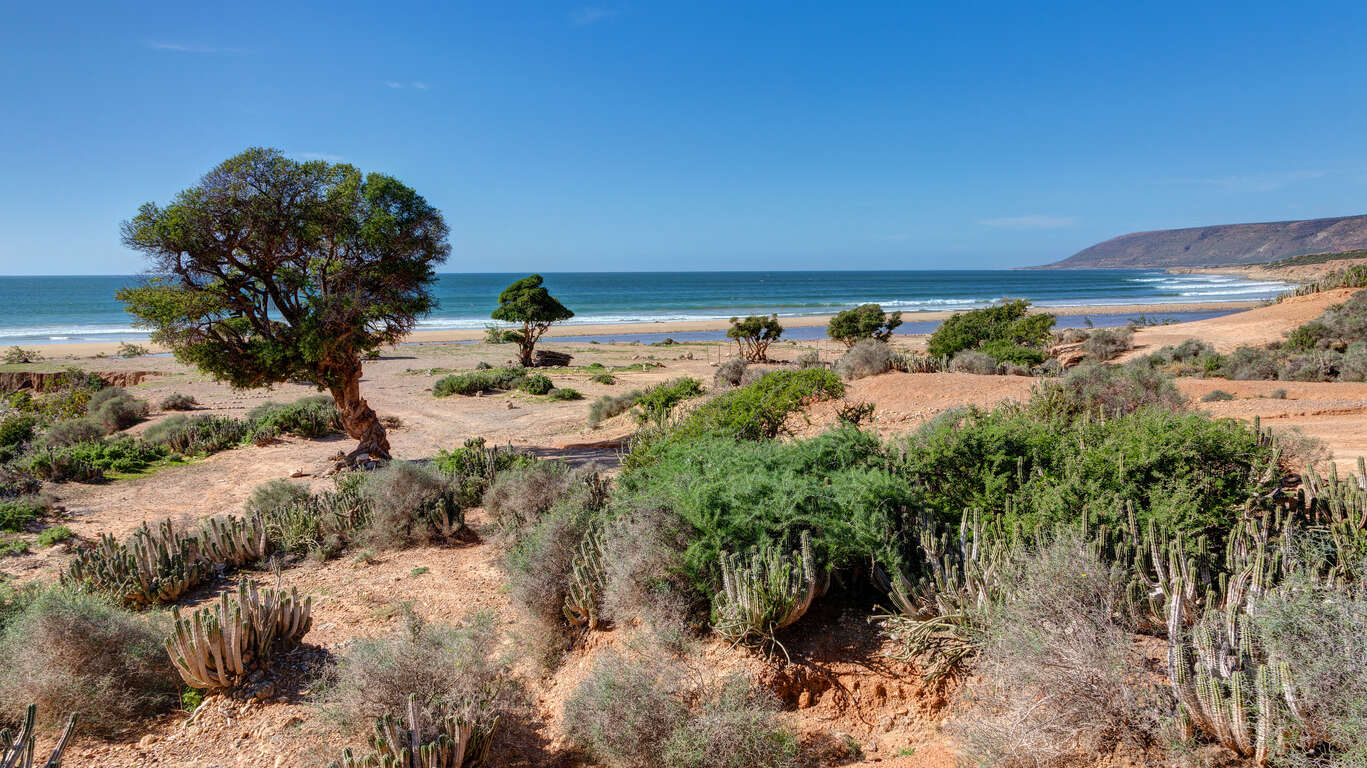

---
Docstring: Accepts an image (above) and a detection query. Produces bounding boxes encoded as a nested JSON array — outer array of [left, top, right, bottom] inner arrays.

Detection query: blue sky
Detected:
[[3, 1, 1367, 275]]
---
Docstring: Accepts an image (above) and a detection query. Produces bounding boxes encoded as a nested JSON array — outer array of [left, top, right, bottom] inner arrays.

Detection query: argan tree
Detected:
[[490, 274, 573, 366], [827, 303, 903, 347], [118, 148, 450, 462], [727, 314, 783, 362]]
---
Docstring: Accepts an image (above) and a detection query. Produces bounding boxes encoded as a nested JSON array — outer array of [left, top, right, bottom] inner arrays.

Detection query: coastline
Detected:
[[11, 300, 1263, 360]]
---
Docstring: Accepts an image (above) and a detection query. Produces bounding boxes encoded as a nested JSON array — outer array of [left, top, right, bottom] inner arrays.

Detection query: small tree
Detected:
[[490, 274, 573, 366], [117, 148, 449, 461], [927, 299, 1054, 359], [827, 304, 903, 347], [727, 314, 783, 362]]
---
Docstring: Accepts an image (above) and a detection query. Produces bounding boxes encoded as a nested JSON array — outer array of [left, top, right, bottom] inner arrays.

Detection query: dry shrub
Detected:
[[245, 478, 311, 516], [159, 392, 197, 411], [1081, 327, 1133, 362], [86, 387, 149, 432], [483, 459, 583, 539], [794, 350, 822, 369], [39, 418, 103, 448], [713, 358, 749, 388], [1029, 362, 1186, 420], [949, 349, 999, 375], [358, 461, 459, 548], [322, 610, 519, 743], [501, 501, 594, 664], [0, 588, 177, 737], [564, 649, 796, 768], [1272, 427, 1331, 474], [600, 505, 695, 635], [832, 339, 893, 380], [949, 537, 1166, 767]]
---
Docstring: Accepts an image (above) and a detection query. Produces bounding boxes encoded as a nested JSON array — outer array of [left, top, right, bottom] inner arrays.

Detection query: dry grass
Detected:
[[832, 339, 893, 380]]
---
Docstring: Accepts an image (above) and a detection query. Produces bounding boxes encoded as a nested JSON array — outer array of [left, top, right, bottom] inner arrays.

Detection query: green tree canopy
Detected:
[[490, 274, 574, 366], [926, 300, 1054, 360], [117, 147, 450, 461], [827, 304, 903, 347], [726, 314, 783, 362]]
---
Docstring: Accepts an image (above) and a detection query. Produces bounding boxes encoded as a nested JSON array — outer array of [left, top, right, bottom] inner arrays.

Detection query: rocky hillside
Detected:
[[1044, 214, 1367, 268]]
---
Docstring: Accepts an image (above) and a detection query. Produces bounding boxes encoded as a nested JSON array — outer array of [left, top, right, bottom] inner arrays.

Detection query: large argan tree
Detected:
[[118, 148, 450, 461]]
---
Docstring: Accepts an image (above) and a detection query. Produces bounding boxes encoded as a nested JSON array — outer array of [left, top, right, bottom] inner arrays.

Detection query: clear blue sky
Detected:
[[3, 1, 1367, 275]]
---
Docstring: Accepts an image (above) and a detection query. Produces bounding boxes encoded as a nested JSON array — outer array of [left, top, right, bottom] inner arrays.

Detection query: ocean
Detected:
[[0, 270, 1294, 345]]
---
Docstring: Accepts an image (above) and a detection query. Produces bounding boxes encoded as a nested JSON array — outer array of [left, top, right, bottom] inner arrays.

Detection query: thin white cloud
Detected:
[[145, 41, 248, 54], [385, 81, 431, 90], [980, 215, 1078, 230], [385, 81, 405, 89], [1151, 170, 1328, 192], [571, 6, 618, 25], [411, 81, 429, 90]]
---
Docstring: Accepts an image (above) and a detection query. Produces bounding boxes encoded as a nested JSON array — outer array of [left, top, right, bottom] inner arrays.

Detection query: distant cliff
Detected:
[[1043, 214, 1367, 269]]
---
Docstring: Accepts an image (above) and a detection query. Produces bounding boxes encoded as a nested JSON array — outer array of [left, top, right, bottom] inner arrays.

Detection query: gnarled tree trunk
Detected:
[[326, 362, 390, 461]]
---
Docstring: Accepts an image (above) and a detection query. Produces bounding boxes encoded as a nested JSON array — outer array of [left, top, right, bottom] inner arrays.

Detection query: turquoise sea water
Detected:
[[0, 270, 1294, 345]]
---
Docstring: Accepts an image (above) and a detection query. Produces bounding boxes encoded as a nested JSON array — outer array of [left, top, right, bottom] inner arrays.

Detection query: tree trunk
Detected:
[[518, 321, 535, 367], [326, 362, 390, 461]]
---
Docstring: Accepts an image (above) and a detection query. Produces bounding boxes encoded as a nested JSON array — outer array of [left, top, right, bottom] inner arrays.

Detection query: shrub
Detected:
[[0, 495, 47, 532], [23, 436, 169, 481], [432, 437, 536, 507], [1028, 363, 1185, 420], [87, 388, 149, 432], [322, 611, 517, 749], [246, 395, 342, 438], [0, 588, 178, 737], [565, 651, 797, 768], [927, 300, 1054, 359], [433, 366, 527, 396], [1280, 352, 1335, 381], [588, 391, 643, 426], [2, 346, 41, 364], [159, 392, 197, 411], [0, 413, 37, 460], [833, 339, 894, 380], [142, 413, 250, 454], [661, 368, 844, 444], [590, 372, 616, 385], [357, 461, 462, 548], [794, 350, 822, 369], [600, 505, 695, 631], [483, 460, 587, 539], [949, 349, 999, 375], [979, 340, 1046, 367], [39, 418, 103, 448], [519, 372, 554, 395], [632, 378, 704, 426], [726, 315, 783, 362], [713, 358, 749, 388], [115, 342, 149, 358], [245, 478, 311, 517], [826, 304, 903, 347], [35, 525, 73, 547], [501, 500, 595, 647], [166, 581, 312, 691], [1222, 346, 1279, 380], [1201, 389, 1235, 402], [1080, 327, 1133, 362], [0, 536, 28, 557], [1268, 387, 1289, 399], [548, 387, 584, 401], [950, 537, 1166, 766]]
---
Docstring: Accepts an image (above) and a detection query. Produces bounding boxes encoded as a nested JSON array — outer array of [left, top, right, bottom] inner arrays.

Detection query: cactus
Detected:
[[164, 580, 312, 691], [711, 530, 822, 649], [0, 705, 77, 768], [563, 527, 606, 629], [199, 514, 267, 566], [329, 696, 496, 768]]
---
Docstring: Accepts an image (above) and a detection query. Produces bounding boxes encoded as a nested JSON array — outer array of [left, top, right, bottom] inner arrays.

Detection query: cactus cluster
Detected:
[[331, 697, 495, 768], [63, 514, 267, 607], [0, 705, 76, 768], [711, 530, 822, 648], [165, 580, 312, 691], [562, 527, 606, 629]]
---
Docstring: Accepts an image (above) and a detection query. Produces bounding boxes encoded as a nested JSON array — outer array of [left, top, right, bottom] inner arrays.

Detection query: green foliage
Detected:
[[491, 274, 574, 366], [1201, 389, 1235, 402], [2, 346, 41, 364], [1027, 363, 1186, 420], [827, 304, 903, 347], [432, 437, 536, 507], [590, 372, 615, 385], [245, 395, 342, 438], [35, 526, 73, 548], [654, 369, 844, 445], [86, 387, 149, 432], [432, 366, 527, 396], [116, 342, 149, 358], [632, 378, 704, 426], [38, 418, 104, 448], [0, 496, 47, 532], [927, 300, 1054, 359], [0, 536, 28, 557], [726, 315, 783, 362], [548, 387, 583, 401], [22, 436, 170, 481], [0, 414, 37, 456], [518, 372, 554, 395], [978, 340, 1046, 367], [142, 413, 250, 454], [355, 461, 464, 548], [245, 479, 311, 517]]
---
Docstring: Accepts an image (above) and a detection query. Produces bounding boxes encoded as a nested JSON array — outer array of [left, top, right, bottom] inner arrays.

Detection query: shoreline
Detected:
[[9, 300, 1263, 360]]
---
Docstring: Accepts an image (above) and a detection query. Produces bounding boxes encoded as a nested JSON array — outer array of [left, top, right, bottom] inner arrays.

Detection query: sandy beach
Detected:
[[11, 299, 1263, 360]]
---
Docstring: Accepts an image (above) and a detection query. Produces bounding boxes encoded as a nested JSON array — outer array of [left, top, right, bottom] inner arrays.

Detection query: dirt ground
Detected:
[[5, 297, 1367, 766]]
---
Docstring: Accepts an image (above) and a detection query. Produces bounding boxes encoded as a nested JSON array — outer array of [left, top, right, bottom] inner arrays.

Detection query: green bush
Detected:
[[433, 366, 527, 396], [142, 414, 250, 454], [245, 395, 341, 438], [827, 304, 903, 347], [1201, 389, 1235, 402], [22, 436, 169, 481], [927, 300, 1054, 359], [2, 346, 41, 364], [432, 437, 536, 507], [1028, 363, 1185, 420], [356, 461, 462, 548], [86, 388, 148, 432], [0, 414, 38, 459], [548, 387, 584, 401], [632, 378, 704, 426], [588, 391, 644, 426], [1080, 327, 1133, 362], [245, 479, 311, 517], [659, 369, 844, 444], [35, 526, 73, 547], [590, 372, 616, 385], [1222, 346, 1279, 380], [0, 495, 47, 532], [39, 418, 103, 448], [518, 373, 554, 395]]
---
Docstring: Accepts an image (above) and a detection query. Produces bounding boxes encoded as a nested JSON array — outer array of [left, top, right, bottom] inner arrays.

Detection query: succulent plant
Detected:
[[563, 527, 606, 629], [330, 696, 496, 768], [165, 580, 312, 691], [0, 704, 77, 768], [711, 529, 822, 650]]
